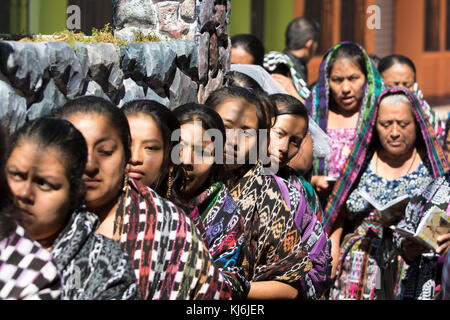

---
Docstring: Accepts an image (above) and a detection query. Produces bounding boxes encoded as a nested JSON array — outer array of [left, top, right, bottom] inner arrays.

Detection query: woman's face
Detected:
[[179, 121, 215, 198], [376, 101, 417, 157], [6, 141, 72, 242], [65, 113, 127, 213], [269, 114, 307, 169], [288, 133, 314, 175], [231, 46, 254, 65], [214, 98, 259, 171], [381, 63, 415, 90], [329, 57, 367, 113], [126, 114, 164, 188]]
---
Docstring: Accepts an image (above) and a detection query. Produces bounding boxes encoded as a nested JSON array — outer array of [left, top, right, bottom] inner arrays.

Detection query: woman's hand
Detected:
[[401, 238, 430, 262], [271, 73, 305, 103], [436, 233, 450, 256], [247, 281, 298, 300], [310, 176, 334, 196]]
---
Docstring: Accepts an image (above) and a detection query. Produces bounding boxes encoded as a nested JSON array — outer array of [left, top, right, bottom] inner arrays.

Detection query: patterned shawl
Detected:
[[51, 207, 139, 300], [324, 87, 449, 235], [229, 161, 313, 284], [305, 41, 385, 176], [113, 178, 232, 300], [273, 169, 332, 299], [188, 182, 249, 299]]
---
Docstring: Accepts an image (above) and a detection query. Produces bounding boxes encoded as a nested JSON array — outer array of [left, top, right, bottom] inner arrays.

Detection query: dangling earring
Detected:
[[122, 174, 128, 192], [166, 170, 174, 198]]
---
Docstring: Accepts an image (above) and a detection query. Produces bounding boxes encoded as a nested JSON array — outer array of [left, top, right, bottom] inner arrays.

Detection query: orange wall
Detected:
[[395, 0, 450, 101]]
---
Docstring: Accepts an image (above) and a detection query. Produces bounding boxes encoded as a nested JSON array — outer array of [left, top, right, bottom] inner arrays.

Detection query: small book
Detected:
[[391, 206, 450, 250], [358, 189, 410, 219]]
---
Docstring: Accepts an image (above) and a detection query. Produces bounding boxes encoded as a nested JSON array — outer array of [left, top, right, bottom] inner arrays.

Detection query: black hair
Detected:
[[0, 126, 16, 240], [122, 99, 184, 198], [231, 34, 265, 66], [285, 17, 320, 51], [172, 103, 226, 197], [378, 54, 417, 81], [8, 117, 88, 206], [53, 96, 131, 163], [227, 71, 264, 91], [227, 71, 277, 127], [327, 43, 368, 79], [269, 93, 309, 132]]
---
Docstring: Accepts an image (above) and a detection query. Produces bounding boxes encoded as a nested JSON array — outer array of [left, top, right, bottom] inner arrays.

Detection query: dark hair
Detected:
[[285, 17, 320, 51], [231, 34, 265, 66], [378, 54, 417, 81], [53, 96, 131, 162], [0, 126, 16, 240], [269, 93, 309, 132], [8, 117, 88, 205], [227, 71, 277, 127], [327, 43, 368, 78], [228, 71, 263, 91], [122, 99, 182, 196], [172, 103, 226, 196]]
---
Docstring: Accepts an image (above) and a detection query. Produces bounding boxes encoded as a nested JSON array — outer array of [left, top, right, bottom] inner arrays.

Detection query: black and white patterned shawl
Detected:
[[50, 206, 140, 300]]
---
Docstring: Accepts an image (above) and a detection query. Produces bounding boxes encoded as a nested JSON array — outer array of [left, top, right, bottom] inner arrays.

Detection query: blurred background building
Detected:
[[1, 0, 449, 111]]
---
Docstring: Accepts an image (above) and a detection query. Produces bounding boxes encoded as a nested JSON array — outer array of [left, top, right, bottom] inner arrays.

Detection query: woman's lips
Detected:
[[128, 170, 144, 180], [341, 96, 355, 105], [83, 178, 102, 188]]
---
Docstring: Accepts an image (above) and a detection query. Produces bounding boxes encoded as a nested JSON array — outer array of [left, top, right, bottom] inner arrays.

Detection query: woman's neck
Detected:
[[328, 105, 359, 129], [38, 232, 61, 251], [377, 147, 416, 169]]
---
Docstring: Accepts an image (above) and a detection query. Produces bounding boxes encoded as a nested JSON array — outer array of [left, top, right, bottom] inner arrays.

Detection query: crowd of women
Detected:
[[0, 35, 449, 300]]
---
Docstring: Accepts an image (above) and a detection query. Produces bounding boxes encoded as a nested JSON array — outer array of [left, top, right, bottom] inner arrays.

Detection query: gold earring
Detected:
[[123, 174, 128, 192], [166, 172, 174, 198]]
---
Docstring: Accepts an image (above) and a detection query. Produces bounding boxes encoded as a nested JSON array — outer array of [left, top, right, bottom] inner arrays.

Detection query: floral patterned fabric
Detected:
[[326, 128, 357, 178], [330, 160, 433, 300], [393, 172, 450, 300], [188, 182, 250, 299], [50, 207, 139, 300]]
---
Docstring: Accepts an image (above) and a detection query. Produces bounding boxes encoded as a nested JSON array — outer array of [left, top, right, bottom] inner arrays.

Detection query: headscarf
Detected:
[[323, 87, 449, 235], [305, 42, 385, 176], [263, 51, 311, 100]]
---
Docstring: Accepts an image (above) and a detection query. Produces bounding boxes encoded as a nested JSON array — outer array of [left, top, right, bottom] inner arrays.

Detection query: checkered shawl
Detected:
[[114, 178, 232, 300], [324, 87, 449, 235], [0, 223, 61, 300], [305, 42, 385, 176], [263, 51, 311, 99]]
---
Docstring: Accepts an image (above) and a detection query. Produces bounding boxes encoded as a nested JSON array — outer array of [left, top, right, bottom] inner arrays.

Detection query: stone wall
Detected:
[[0, 40, 198, 134], [0, 0, 231, 133], [113, 0, 231, 103]]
